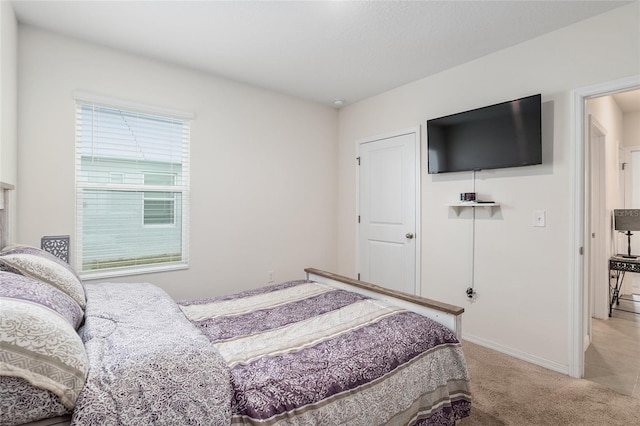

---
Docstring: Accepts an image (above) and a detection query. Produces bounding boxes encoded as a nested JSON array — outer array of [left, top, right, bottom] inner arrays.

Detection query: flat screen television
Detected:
[[427, 94, 542, 174]]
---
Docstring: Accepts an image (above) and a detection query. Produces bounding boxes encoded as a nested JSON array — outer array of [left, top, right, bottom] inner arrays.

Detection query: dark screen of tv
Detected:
[[427, 94, 542, 174]]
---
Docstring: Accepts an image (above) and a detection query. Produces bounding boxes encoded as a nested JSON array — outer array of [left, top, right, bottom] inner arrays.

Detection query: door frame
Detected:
[[570, 74, 640, 378], [355, 126, 421, 295]]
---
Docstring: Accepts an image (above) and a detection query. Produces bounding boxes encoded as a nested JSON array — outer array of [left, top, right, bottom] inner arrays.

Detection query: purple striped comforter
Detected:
[[179, 280, 471, 425]]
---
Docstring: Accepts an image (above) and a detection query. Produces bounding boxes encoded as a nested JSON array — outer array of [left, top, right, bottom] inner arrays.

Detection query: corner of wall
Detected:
[[0, 1, 18, 242], [1, 1, 18, 180]]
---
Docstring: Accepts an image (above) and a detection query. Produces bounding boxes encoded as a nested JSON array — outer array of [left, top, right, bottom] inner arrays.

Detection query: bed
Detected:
[[0, 241, 471, 425]]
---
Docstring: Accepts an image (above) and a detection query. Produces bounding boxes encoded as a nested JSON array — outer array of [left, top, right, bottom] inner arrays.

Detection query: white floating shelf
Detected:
[[447, 202, 499, 207], [447, 202, 500, 216]]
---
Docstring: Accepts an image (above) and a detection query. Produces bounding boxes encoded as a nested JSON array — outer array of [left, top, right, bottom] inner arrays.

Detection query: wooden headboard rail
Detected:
[[305, 268, 464, 339]]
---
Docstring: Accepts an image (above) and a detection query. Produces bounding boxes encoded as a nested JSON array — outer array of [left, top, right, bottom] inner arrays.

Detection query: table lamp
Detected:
[[614, 209, 640, 259]]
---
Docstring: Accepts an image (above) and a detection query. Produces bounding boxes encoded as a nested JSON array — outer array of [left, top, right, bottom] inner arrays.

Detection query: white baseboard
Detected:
[[462, 333, 569, 375]]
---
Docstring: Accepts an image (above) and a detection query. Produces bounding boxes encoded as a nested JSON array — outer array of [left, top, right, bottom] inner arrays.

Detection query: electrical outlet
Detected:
[[268, 270, 275, 283]]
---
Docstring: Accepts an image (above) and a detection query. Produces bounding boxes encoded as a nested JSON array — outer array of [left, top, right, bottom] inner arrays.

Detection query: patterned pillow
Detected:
[[0, 244, 85, 309], [0, 271, 84, 330], [0, 272, 89, 410]]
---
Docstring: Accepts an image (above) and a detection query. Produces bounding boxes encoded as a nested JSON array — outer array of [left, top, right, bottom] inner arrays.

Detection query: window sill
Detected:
[[79, 262, 188, 281]]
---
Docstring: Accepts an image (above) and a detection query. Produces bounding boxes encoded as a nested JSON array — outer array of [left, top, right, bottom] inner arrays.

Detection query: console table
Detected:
[[609, 256, 640, 316]]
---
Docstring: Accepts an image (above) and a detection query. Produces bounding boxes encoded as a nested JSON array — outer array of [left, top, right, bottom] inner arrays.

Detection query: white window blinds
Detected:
[[75, 100, 190, 277]]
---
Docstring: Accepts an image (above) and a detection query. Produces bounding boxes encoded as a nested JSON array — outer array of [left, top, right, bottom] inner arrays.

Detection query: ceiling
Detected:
[[10, 1, 632, 108], [612, 90, 640, 113]]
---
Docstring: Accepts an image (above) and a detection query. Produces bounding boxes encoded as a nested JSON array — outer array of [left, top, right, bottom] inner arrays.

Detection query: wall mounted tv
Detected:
[[427, 94, 542, 174]]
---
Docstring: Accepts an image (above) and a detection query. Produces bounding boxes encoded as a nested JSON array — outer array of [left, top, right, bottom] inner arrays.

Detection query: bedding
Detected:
[[0, 272, 87, 426], [2, 272, 471, 426], [70, 282, 232, 426], [0, 245, 86, 309], [179, 280, 471, 425], [0, 376, 70, 426]]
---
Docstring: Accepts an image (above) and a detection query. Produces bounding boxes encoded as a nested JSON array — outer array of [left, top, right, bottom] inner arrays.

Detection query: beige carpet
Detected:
[[457, 340, 640, 425]]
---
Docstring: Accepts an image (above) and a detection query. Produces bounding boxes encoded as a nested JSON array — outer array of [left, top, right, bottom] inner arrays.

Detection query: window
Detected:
[[109, 172, 124, 183], [75, 96, 191, 277], [143, 173, 176, 226]]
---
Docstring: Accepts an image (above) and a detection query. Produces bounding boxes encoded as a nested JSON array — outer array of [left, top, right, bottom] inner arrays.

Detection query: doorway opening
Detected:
[[573, 79, 640, 393]]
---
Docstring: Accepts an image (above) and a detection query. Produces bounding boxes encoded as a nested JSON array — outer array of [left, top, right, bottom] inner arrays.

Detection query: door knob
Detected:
[[405, 233, 414, 239]]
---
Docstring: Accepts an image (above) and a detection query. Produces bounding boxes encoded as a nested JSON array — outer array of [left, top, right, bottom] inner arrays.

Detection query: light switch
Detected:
[[533, 210, 546, 227]]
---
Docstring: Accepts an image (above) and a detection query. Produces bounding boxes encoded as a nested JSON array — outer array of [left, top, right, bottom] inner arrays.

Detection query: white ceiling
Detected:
[[612, 90, 640, 113], [10, 0, 632, 108]]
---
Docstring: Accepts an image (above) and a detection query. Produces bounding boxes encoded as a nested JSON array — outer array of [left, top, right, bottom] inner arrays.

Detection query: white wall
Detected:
[[587, 95, 624, 236], [620, 109, 640, 290], [622, 110, 640, 147], [17, 25, 339, 299], [337, 3, 640, 372], [621, 111, 640, 212], [0, 1, 18, 240], [0, 1, 17, 184]]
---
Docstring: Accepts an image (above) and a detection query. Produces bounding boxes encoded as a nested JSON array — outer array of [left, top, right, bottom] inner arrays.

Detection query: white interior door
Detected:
[[588, 116, 608, 320], [358, 129, 419, 295]]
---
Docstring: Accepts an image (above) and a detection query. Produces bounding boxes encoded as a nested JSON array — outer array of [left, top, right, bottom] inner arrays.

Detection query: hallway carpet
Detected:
[[457, 340, 640, 425]]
